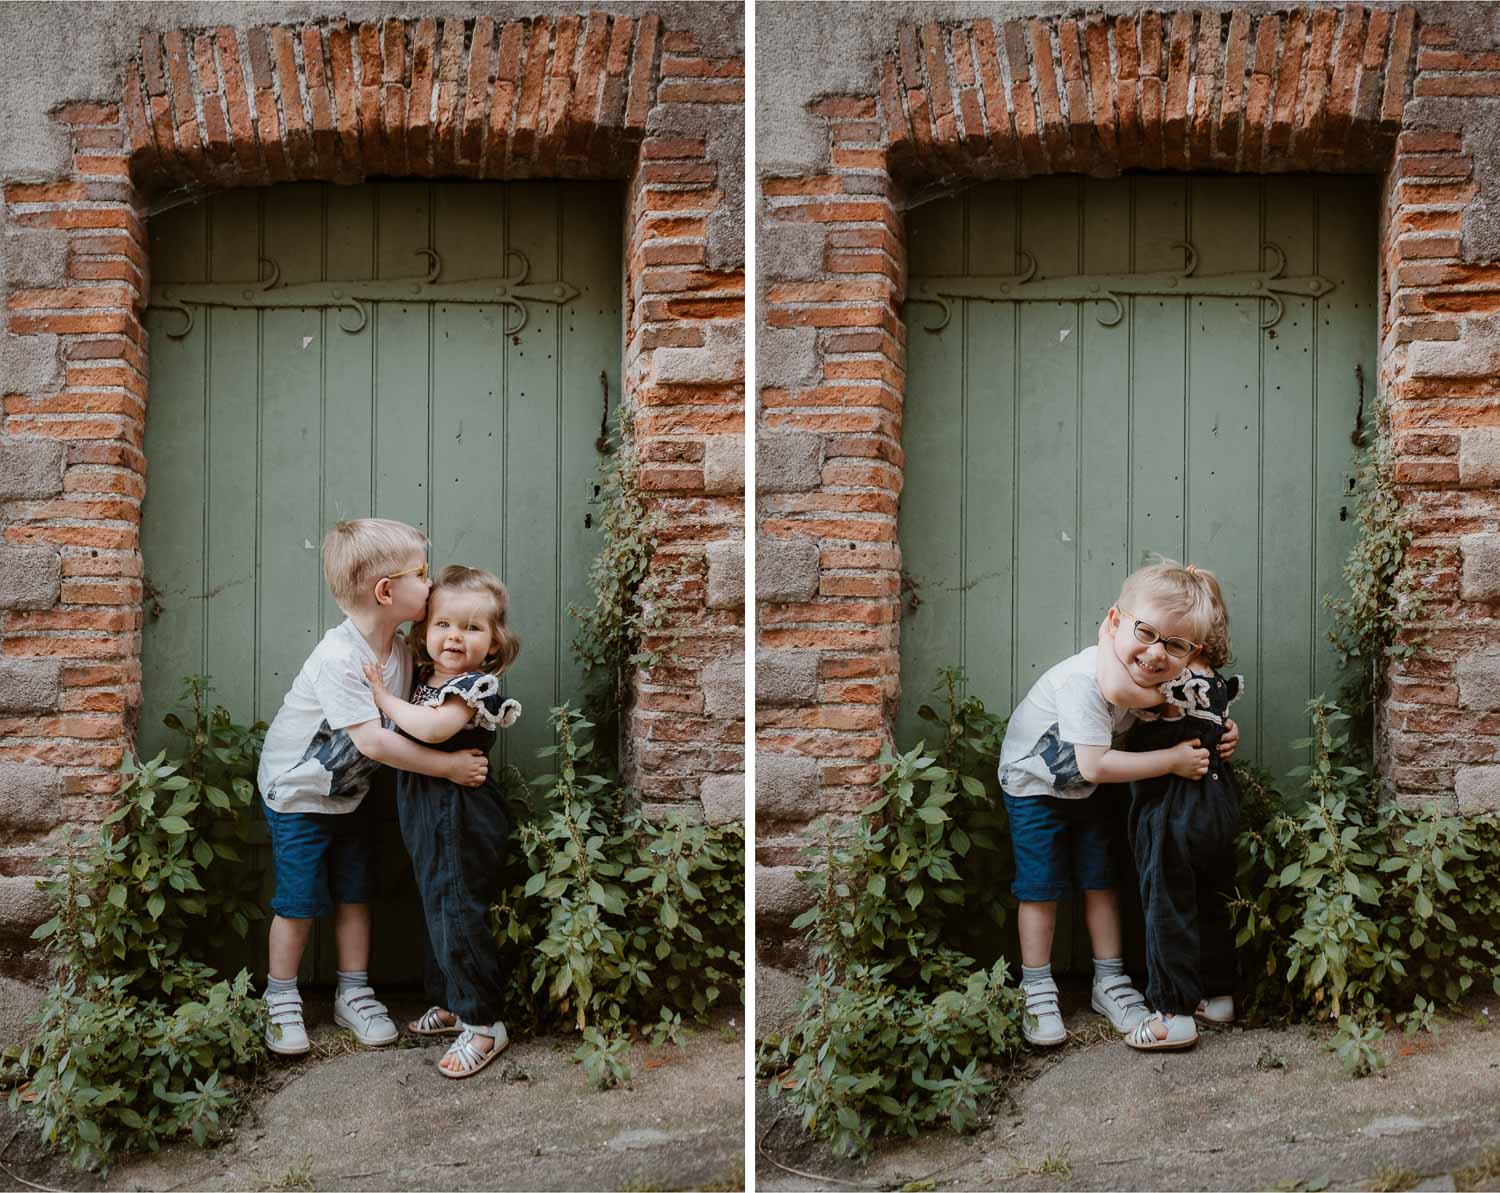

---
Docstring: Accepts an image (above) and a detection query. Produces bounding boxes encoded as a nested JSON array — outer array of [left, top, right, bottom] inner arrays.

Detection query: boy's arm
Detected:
[[362, 661, 471, 743], [346, 721, 488, 786], [1075, 739, 1208, 784], [1095, 617, 1163, 709]]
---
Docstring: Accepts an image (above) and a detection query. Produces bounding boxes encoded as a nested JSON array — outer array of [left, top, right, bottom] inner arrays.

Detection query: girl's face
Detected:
[[423, 589, 497, 674]]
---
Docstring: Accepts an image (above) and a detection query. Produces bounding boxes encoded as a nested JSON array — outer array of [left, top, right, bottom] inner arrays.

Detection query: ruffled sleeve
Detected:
[[1224, 674, 1247, 709], [435, 672, 522, 731]]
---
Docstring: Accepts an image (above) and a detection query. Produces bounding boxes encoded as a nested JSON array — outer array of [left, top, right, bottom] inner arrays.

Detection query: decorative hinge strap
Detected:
[[910, 242, 1335, 332], [148, 249, 579, 338]]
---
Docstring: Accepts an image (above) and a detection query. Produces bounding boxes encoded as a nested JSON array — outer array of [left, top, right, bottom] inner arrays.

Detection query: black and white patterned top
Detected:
[[411, 671, 521, 732]]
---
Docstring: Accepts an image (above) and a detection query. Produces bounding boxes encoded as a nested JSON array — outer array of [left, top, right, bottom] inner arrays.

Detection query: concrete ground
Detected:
[[756, 987, 1500, 1193], [0, 990, 745, 1193]]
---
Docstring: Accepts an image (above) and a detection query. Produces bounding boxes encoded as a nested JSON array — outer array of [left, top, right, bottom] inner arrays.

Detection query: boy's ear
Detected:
[[372, 577, 393, 607]]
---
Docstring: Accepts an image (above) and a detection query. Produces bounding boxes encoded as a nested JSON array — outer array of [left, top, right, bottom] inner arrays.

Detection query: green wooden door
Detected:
[[142, 181, 621, 982], [900, 176, 1376, 968]]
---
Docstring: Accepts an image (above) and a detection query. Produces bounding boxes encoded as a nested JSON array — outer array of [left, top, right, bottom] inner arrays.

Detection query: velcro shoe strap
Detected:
[[1024, 980, 1060, 1014], [1096, 974, 1147, 1009]]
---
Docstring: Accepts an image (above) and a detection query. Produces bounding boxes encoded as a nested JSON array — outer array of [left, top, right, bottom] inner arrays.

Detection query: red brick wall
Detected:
[[756, 3, 1500, 947], [0, 11, 744, 957]]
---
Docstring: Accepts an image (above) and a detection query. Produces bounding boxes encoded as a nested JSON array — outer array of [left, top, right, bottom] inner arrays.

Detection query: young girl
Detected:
[[1098, 562, 1243, 1051], [363, 564, 521, 1079]]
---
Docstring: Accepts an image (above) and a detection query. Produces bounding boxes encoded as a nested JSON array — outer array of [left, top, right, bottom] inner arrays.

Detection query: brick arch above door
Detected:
[[878, 8, 1416, 180], [119, 16, 674, 194]]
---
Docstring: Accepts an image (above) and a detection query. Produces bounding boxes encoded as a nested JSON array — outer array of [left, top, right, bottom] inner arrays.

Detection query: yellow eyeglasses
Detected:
[[384, 562, 430, 583]]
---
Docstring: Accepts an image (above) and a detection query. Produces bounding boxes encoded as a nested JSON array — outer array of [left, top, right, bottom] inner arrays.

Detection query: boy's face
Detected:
[[1107, 600, 1202, 689], [375, 551, 432, 623]]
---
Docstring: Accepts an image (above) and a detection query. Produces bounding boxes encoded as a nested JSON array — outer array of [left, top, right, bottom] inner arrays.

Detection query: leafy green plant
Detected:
[[492, 704, 744, 1085], [1324, 399, 1443, 724], [1231, 699, 1500, 1074], [2, 678, 268, 1172], [571, 402, 669, 760], [760, 670, 1026, 1157]]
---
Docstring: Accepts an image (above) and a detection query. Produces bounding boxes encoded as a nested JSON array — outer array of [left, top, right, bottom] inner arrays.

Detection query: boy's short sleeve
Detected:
[[315, 651, 381, 731], [1055, 671, 1117, 747]]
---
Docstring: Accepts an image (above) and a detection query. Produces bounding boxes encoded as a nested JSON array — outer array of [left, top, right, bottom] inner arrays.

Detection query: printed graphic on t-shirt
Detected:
[[1034, 725, 1091, 795], [277, 719, 381, 803]]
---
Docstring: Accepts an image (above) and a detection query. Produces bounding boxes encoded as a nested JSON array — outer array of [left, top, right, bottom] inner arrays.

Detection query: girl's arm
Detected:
[[362, 661, 473, 744], [1075, 739, 1209, 784]]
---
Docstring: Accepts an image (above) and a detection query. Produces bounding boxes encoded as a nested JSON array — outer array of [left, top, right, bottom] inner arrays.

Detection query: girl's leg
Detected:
[[1083, 887, 1122, 958]]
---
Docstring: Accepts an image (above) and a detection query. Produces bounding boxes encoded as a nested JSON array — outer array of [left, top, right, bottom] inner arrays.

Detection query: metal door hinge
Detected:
[[910, 242, 1335, 333], [150, 249, 579, 339]]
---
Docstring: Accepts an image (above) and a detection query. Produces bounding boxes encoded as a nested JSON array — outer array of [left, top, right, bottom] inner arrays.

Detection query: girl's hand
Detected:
[[362, 660, 391, 709], [1168, 739, 1210, 779], [1218, 719, 1240, 759]]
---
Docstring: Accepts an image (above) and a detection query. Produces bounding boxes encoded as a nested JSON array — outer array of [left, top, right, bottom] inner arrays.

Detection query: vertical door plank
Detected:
[[1013, 178, 1081, 689], [897, 195, 966, 745], [374, 182, 433, 535], [140, 200, 210, 758], [962, 184, 1019, 720], [203, 191, 262, 729], [558, 181, 625, 756], [1187, 178, 1262, 748], [256, 187, 327, 729], [1129, 177, 1189, 565], [1077, 179, 1133, 641], [1313, 176, 1377, 711], [321, 185, 378, 630], [503, 182, 565, 764], [1260, 179, 1320, 776]]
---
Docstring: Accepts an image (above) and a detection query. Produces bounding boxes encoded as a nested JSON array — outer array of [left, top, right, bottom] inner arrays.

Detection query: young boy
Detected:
[[255, 518, 489, 1055], [997, 559, 1236, 1046]]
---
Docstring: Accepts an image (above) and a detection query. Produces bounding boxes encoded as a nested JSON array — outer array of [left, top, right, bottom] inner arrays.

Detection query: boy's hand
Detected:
[[1168, 739, 1210, 779], [1219, 719, 1239, 759], [446, 749, 488, 787], [361, 660, 391, 709]]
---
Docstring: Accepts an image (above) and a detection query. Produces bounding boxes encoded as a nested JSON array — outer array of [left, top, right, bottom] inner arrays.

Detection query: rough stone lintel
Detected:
[[701, 654, 745, 717], [757, 648, 819, 706], [756, 751, 818, 821], [702, 434, 746, 495], [705, 539, 745, 610], [0, 440, 66, 500], [0, 763, 65, 834], [1456, 765, 1500, 816], [757, 433, 823, 494], [1459, 428, 1500, 489], [1460, 534, 1500, 602], [0, 546, 61, 611], [699, 771, 744, 824], [0, 659, 62, 713], [757, 536, 820, 602]]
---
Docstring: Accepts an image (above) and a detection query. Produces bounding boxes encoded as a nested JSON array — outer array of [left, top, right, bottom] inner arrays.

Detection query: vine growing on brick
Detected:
[[571, 402, 669, 756]]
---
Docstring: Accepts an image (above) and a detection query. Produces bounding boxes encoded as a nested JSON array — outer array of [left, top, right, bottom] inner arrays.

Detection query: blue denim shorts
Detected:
[[262, 799, 377, 919], [1003, 789, 1121, 902]]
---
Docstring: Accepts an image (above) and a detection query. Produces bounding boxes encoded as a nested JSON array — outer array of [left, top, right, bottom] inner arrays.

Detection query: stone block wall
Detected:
[[0, 3, 743, 970], [755, 1, 1500, 967]]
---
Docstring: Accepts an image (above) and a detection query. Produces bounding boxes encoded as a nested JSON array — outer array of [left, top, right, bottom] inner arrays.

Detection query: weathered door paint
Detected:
[[900, 177, 1376, 969], [142, 181, 621, 982]]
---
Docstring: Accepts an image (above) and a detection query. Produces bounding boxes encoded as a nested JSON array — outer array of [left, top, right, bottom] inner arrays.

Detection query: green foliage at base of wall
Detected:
[[492, 704, 744, 1087], [1231, 700, 1500, 1076], [759, 670, 1026, 1157], [2, 679, 268, 1172]]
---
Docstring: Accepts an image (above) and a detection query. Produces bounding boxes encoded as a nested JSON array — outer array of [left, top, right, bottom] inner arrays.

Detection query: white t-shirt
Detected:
[[257, 619, 413, 815], [998, 646, 1137, 800]]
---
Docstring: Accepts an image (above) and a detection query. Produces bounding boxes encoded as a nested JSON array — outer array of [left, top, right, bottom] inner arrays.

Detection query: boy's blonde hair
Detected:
[[1117, 555, 1233, 668], [411, 565, 521, 676], [322, 518, 429, 611]]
